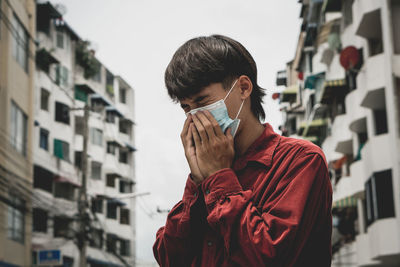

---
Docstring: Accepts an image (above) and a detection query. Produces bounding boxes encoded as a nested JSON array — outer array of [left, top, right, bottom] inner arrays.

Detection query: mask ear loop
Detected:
[[235, 99, 245, 119], [223, 79, 239, 102]]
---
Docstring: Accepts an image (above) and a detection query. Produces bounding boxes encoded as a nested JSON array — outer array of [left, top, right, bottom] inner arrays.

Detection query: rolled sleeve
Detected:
[[201, 168, 243, 206]]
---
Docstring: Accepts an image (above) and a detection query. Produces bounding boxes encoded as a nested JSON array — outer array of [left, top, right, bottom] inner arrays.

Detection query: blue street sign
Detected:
[[37, 250, 62, 266]]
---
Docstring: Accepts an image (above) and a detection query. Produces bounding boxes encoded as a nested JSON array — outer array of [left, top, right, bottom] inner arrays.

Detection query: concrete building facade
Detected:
[[276, 0, 400, 266], [0, 0, 36, 266], [31, 2, 136, 266]]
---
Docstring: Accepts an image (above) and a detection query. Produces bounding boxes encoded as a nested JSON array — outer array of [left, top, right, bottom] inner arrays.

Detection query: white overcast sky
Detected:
[[49, 0, 301, 264]]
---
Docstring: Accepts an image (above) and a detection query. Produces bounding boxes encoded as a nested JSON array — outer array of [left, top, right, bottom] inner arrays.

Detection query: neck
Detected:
[[234, 115, 265, 156]]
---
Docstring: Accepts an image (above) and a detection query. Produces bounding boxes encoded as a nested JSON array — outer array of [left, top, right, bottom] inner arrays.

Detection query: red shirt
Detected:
[[153, 124, 332, 267]]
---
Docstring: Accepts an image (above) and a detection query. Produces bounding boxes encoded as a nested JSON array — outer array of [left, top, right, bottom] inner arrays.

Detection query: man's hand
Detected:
[[190, 110, 235, 179], [181, 114, 204, 184]]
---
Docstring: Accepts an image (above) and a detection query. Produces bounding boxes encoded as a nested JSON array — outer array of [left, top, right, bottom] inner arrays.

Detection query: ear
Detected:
[[238, 75, 253, 100]]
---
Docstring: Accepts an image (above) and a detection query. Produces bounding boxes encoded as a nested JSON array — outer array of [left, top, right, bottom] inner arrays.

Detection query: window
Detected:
[[120, 180, 133, 193], [54, 182, 75, 201], [106, 112, 116, 123], [106, 174, 117, 187], [10, 101, 27, 156], [75, 116, 84, 135], [40, 88, 50, 111], [91, 161, 102, 180], [119, 150, 128, 164], [33, 208, 48, 233], [365, 169, 395, 227], [90, 128, 103, 146], [56, 30, 64, 49], [120, 209, 130, 225], [392, 0, 400, 54], [53, 216, 73, 238], [373, 109, 388, 135], [120, 88, 127, 104], [54, 139, 70, 162], [55, 101, 70, 125], [91, 197, 103, 214], [107, 142, 117, 155], [341, 0, 353, 29], [107, 201, 117, 219], [7, 193, 25, 243], [119, 120, 131, 135], [74, 151, 82, 169], [120, 239, 130, 256], [106, 234, 117, 253], [33, 165, 53, 193], [90, 229, 103, 249], [55, 65, 69, 87], [39, 128, 49, 151], [12, 14, 28, 72]]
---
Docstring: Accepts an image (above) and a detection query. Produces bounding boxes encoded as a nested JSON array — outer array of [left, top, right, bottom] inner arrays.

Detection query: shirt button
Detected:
[[205, 189, 210, 195], [207, 241, 213, 246]]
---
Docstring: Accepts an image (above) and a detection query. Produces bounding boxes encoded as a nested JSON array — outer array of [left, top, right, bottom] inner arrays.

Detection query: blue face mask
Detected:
[[187, 79, 245, 137]]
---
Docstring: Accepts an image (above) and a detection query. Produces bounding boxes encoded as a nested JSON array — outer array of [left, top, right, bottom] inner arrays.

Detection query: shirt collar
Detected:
[[232, 123, 281, 171]]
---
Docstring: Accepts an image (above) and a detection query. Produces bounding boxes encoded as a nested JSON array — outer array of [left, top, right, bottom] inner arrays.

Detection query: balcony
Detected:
[[368, 218, 400, 262], [349, 159, 366, 198], [355, 233, 382, 266]]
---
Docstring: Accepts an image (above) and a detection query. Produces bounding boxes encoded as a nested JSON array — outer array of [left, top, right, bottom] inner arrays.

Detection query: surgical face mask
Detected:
[[186, 79, 245, 137]]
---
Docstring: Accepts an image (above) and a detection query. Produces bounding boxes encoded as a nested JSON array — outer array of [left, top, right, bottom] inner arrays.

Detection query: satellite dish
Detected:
[[340, 46, 360, 71], [54, 4, 67, 16], [272, 92, 280, 100]]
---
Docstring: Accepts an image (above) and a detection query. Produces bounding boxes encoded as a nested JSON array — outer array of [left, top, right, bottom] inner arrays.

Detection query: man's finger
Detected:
[[195, 111, 217, 139], [191, 123, 201, 148], [192, 113, 208, 143], [203, 110, 223, 137], [181, 114, 192, 138], [225, 127, 233, 142]]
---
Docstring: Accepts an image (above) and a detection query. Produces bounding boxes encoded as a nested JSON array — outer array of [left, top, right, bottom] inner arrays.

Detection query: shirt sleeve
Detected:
[[153, 175, 204, 267], [200, 152, 332, 266]]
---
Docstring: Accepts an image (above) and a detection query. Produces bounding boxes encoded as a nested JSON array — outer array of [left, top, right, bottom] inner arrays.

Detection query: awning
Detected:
[[280, 84, 298, 103], [125, 142, 137, 152], [90, 94, 111, 106], [333, 196, 357, 209], [320, 79, 348, 104], [361, 88, 386, 109], [317, 19, 340, 46], [349, 117, 367, 133], [356, 9, 382, 39], [53, 175, 80, 187], [335, 139, 353, 154], [75, 84, 95, 94], [304, 72, 325, 89], [303, 118, 328, 136], [107, 140, 123, 147], [105, 106, 123, 117], [107, 198, 126, 206]]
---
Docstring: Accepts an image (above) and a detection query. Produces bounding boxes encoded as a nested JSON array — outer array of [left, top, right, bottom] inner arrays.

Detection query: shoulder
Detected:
[[274, 135, 328, 166]]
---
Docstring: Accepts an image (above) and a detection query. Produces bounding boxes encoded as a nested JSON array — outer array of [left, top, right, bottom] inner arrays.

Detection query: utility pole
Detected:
[[78, 104, 90, 267]]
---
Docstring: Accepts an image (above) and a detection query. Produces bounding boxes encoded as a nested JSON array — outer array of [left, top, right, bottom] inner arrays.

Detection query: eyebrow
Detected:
[[194, 94, 209, 103], [180, 94, 210, 109]]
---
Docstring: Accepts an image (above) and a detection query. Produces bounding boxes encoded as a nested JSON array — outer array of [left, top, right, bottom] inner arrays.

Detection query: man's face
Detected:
[[179, 82, 243, 120]]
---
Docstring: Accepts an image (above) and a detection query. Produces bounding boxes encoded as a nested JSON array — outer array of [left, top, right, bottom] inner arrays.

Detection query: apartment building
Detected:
[[0, 0, 36, 266], [32, 2, 136, 266], [276, 0, 400, 266]]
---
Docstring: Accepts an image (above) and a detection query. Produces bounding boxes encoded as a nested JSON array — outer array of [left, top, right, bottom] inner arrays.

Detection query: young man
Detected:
[[153, 35, 332, 267]]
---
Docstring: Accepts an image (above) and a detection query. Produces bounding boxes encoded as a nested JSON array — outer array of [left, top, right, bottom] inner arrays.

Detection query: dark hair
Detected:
[[165, 34, 266, 121]]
